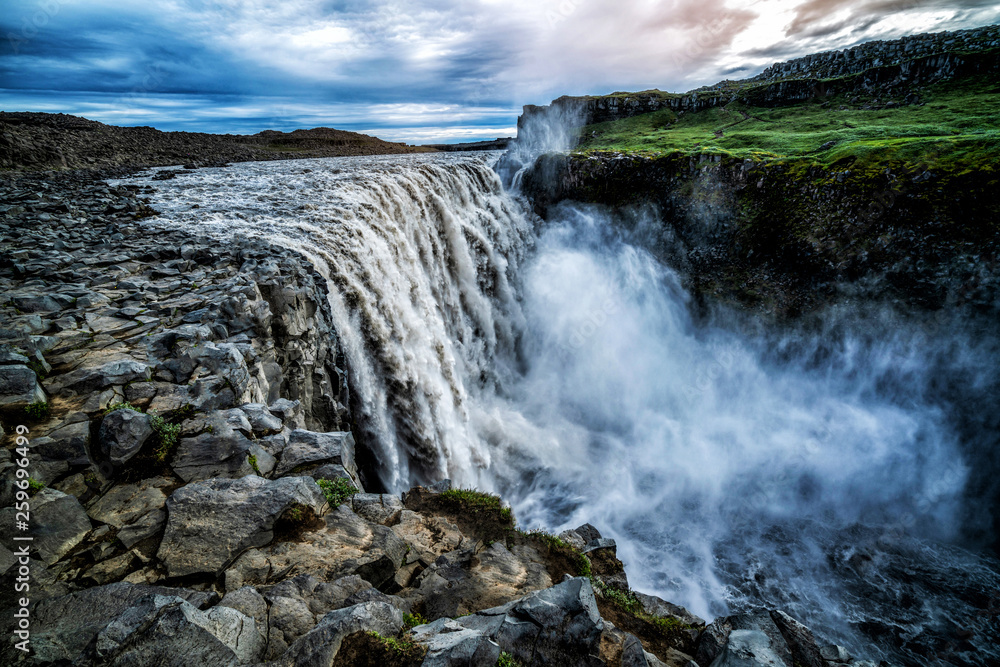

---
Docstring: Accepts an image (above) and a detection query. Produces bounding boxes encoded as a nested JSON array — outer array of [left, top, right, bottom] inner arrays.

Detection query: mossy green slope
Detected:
[[574, 71, 1000, 177]]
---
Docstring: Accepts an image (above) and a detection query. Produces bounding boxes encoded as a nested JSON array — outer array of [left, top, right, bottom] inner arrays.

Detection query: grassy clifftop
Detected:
[[574, 70, 1000, 177]]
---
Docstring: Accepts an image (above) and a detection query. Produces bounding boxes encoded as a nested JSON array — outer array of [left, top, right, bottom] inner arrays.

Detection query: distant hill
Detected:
[[0, 112, 434, 171]]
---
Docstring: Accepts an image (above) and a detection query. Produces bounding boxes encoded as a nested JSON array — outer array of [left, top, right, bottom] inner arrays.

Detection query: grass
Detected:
[[574, 74, 1000, 176], [316, 477, 359, 506], [248, 454, 261, 475], [590, 578, 693, 638], [440, 488, 513, 524]]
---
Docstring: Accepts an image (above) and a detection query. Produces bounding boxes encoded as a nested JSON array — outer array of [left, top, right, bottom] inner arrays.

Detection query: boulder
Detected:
[[709, 629, 788, 667], [157, 475, 326, 577], [0, 364, 46, 410], [87, 476, 173, 548], [90, 594, 265, 665], [262, 574, 395, 658], [412, 577, 605, 666], [52, 358, 151, 394], [239, 402, 283, 435], [30, 418, 91, 467], [98, 408, 154, 464], [0, 488, 91, 564], [350, 493, 404, 525], [0, 582, 216, 664], [269, 398, 305, 429], [275, 429, 357, 480], [224, 504, 408, 592], [768, 610, 825, 667], [403, 541, 552, 619], [270, 601, 403, 667]]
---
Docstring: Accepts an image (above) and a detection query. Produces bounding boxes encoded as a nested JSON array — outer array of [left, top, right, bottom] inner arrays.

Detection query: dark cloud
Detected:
[[1, 0, 998, 141], [786, 0, 999, 36]]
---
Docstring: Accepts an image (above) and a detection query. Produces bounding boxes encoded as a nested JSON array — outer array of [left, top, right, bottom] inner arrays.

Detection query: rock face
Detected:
[[98, 408, 154, 464], [157, 475, 327, 577]]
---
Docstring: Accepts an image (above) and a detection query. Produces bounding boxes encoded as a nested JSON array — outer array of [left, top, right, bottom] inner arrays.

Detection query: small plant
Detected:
[[316, 477, 359, 507], [576, 553, 592, 578], [26, 477, 46, 496], [27, 360, 48, 380], [103, 402, 143, 416], [24, 401, 50, 421], [284, 504, 305, 522], [403, 612, 427, 630], [498, 652, 522, 667], [150, 414, 181, 462], [365, 631, 425, 659], [248, 454, 261, 475]]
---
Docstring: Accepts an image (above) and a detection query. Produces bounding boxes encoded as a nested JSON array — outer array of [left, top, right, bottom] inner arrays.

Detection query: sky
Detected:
[[2, 0, 999, 143]]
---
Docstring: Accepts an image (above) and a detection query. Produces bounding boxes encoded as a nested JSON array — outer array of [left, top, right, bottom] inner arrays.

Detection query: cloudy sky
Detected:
[[2, 0, 998, 143]]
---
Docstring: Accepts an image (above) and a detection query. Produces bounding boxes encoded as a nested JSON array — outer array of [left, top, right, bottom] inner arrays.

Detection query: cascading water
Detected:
[[117, 153, 1000, 666]]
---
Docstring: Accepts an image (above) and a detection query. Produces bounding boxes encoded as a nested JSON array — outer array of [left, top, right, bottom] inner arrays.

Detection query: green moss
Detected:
[[248, 454, 261, 475], [316, 477, 359, 506], [24, 401, 50, 421], [403, 612, 427, 630], [26, 477, 46, 496], [103, 402, 143, 416], [440, 488, 513, 523], [574, 73, 1000, 178], [498, 652, 522, 667]]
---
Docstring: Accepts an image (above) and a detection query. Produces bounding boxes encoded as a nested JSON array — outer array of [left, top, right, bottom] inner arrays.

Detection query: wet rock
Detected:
[[819, 644, 852, 662], [98, 407, 154, 464], [156, 475, 326, 577]]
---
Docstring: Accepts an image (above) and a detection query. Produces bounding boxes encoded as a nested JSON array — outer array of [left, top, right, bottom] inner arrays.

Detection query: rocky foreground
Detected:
[[0, 169, 888, 667]]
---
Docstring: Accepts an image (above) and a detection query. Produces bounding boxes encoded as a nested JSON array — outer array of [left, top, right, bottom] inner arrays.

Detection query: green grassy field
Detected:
[[574, 74, 1000, 175]]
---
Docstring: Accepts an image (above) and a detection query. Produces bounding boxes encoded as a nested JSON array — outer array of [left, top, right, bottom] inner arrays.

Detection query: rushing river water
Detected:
[[116, 153, 1000, 666]]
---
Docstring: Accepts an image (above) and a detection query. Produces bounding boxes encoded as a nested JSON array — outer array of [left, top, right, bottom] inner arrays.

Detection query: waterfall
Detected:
[[120, 153, 1000, 665]]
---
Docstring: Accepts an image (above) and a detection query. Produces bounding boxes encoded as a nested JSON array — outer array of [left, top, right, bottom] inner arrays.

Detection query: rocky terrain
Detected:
[[0, 168, 891, 666], [0, 114, 431, 172]]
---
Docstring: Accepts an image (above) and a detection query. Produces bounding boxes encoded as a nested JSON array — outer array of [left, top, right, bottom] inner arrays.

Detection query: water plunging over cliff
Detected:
[[122, 153, 1000, 664]]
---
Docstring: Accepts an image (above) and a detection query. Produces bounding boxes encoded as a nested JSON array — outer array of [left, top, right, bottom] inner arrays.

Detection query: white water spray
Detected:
[[119, 153, 1000, 664]]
